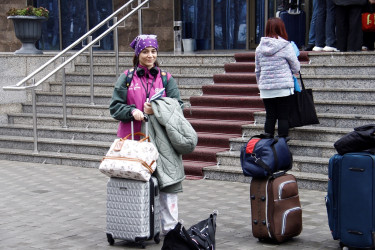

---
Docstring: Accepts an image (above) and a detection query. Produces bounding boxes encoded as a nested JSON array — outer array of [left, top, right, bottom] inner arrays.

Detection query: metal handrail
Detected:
[[3, 0, 150, 153], [3, 0, 147, 90]]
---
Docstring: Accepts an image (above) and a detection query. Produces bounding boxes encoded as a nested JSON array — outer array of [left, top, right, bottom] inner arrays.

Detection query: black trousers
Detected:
[[262, 95, 292, 138], [335, 5, 363, 52]]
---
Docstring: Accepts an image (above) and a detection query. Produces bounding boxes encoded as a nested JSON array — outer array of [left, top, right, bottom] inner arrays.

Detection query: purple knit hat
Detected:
[[130, 34, 158, 57]]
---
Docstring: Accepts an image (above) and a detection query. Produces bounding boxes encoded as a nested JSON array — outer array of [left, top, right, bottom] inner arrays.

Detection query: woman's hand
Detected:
[[370, 0, 375, 4], [132, 109, 144, 121], [143, 102, 154, 115]]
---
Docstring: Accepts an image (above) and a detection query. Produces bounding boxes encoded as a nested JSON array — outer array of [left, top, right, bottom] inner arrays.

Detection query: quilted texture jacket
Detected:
[[146, 97, 198, 191], [255, 37, 300, 90]]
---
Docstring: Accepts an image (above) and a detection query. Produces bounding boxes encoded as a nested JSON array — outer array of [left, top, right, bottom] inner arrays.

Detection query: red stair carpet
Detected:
[[183, 51, 309, 179]]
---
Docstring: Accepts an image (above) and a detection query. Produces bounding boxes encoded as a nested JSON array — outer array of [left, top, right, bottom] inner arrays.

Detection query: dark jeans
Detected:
[[335, 5, 363, 51], [263, 95, 292, 137]]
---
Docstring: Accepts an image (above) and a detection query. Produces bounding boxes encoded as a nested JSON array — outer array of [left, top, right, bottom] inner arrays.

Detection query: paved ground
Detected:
[[0, 160, 339, 249]]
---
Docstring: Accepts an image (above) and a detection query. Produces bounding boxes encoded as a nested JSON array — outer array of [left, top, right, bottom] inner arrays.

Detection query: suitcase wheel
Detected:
[[106, 233, 115, 245], [154, 232, 160, 244]]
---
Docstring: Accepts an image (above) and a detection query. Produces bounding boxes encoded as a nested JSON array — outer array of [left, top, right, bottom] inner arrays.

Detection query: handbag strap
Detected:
[[298, 71, 306, 90], [123, 132, 147, 140]]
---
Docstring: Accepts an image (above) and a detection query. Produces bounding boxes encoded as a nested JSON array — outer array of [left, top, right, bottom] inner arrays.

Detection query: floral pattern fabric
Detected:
[[99, 135, 159, 181]]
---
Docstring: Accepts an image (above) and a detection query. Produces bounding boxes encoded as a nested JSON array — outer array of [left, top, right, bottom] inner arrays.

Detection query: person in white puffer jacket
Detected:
[[255, 17, 300, 138]]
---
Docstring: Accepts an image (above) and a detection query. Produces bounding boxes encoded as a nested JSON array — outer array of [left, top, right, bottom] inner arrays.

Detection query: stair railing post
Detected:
[[62, 57, 68, 128], [88, 35, 95, 105], [113, 16, 119, 78], [31, 78, 39, 154], [138, 0, 142, 34]]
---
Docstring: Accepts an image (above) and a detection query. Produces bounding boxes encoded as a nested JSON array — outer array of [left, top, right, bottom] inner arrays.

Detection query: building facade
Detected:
[[1, 0, 311, 53]]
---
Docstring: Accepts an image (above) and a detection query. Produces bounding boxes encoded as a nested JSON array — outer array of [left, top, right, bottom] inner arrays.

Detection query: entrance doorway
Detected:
[[35, 0, 113, 50]]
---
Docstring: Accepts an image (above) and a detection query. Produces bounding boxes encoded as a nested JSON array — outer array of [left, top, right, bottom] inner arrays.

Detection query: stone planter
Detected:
[[8, 16, 46, 55]]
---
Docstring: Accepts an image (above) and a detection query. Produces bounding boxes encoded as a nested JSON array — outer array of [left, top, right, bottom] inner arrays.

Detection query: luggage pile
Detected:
[[99, 119, 161, 248], [240, 133, 303, 243]]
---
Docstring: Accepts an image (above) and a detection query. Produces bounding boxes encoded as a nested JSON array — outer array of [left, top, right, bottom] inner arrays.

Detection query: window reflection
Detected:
[[36, 0, 59, 50], [214, 0, 247, 49], [35, 0, 113, 50], [182, 0, 211, 50]]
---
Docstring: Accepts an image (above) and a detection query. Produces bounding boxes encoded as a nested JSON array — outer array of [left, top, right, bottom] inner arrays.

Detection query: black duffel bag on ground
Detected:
[[161, 211, 217, 250], [334, 124, 375, 155]]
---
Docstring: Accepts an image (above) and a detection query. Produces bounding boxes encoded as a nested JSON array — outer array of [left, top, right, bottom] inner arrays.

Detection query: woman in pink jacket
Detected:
[[110, 34, 183, 235]]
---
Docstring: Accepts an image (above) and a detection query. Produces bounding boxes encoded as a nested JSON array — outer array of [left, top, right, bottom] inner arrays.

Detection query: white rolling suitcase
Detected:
[[106, 176, 161, 247], [105, 117, 161, 248]]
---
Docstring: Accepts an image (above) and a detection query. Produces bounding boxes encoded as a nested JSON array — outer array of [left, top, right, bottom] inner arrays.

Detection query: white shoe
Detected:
[[312, 46, 324, 51], [323, 46, 339, 52]]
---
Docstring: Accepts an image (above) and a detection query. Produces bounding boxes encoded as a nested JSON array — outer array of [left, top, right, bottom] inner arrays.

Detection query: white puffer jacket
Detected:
[[255, 37, 300, 90]]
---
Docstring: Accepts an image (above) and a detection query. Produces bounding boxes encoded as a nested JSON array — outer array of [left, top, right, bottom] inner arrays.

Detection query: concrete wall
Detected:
[[0, 53, 62, 119]]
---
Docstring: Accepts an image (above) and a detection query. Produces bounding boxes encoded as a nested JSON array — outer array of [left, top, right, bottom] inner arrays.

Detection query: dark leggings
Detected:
[[262, 95, 292, 137]]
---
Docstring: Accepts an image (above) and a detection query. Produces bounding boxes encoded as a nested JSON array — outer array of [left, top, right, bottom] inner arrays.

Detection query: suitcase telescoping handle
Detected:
[[130, 114, 149, 140], [288, 0, 301, 14]]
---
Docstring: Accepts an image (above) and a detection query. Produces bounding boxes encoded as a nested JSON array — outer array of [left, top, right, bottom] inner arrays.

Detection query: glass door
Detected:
[[214, 0, 247, 50], [35, 0, 113, 50]]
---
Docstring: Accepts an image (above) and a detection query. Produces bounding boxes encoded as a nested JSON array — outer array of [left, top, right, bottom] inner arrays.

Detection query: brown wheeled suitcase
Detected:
[[250, 173, 302, 243]]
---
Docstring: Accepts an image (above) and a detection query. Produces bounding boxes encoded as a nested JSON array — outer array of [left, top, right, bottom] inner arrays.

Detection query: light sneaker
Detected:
[[323, 46, 339, 52], [312, 46, 324, 51]]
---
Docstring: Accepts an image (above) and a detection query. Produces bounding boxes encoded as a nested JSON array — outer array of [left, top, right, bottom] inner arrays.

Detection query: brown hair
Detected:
[[265, 17, 288, 40]]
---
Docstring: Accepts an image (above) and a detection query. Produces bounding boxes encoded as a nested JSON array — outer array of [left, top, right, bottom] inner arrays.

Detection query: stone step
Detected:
[[22, 102, 110, 116], [8, 113, 118, 129], [203, 165, 328, 191], [314, 100, 375, 115], [48, 81, 203, 97], [83, 53, 235, 65], [307, 51, 375, 65], [0, 147, 101, 168], [35, 91, 112, 105], [312, 88, 375, 102], [34, 91, 191, 107], [233, 51, 309, 63], [190, 95, 263, 108], [213, 72, 257, 84], [0, 124, 117, 142], [74, 63, 225, 75], [299, 75, 375, 89], [301, 63, 375, 75], [224, 62, 255, 72], [253, 111, 375, 128], [0, 135, 110, 156], [65, 72, 214, 85], [241, 124, 350, 143], [183, 106, 263, 121]]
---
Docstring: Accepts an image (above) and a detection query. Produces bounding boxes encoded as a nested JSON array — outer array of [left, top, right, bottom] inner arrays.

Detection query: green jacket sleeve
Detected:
[[165, 75, 184, 109], [109, 73, 136, 122]]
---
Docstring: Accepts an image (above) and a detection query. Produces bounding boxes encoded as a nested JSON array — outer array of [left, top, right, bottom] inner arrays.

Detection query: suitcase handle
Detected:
[[288, 0, 301, 14], [129, 113, 149, 140]]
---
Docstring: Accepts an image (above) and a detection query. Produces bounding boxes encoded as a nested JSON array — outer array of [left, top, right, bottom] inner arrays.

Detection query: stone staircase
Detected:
[[1, 51, 374, 191], [0, 53, 235, 174], [204, 51, 375, 191]]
